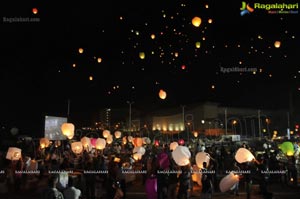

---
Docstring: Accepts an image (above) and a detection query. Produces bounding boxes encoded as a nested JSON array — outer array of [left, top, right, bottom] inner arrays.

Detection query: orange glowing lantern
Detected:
[[32, 8, 38, 15], [219, 172, 239, 192], [106, 134, 113, 144], [192, 17, 202, 27], [151, 34, 155, 39], [114, 131, 122, 139], [81, 136, 91, 150], [6, 147, 22, 160], [71, 142, 83, 154], [139, 52, 145, 59], [40, 138, 50, 149], [133, 137, 143, 147], [78, 48, 84, 54], [102, 130, 110, 138], [170, 142, 178, 151], [61, 123, 75, 139], [159, 89, 167, 99], [96, 138, 106, 150], [274, 41, 281, 48], [195, 42, 201, 48], [208, 19, 213, 24], [97, 57, 102, 63]]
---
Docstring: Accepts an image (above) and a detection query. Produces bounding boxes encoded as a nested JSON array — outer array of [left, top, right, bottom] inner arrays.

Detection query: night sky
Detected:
[[0, 0, 299, 135]]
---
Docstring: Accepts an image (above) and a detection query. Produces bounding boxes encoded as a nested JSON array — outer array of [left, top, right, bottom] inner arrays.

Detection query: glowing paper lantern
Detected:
[[139, 52, 145, 59], [159, 89, 167, 99], [133, 153, 142, 161], [195, 42, 201, 48], [133, 146, 146, 155], [90, 138, 97, 147], [274, 41, 281, 48], [151, 34, 155, 39], [193, 131, 199, 137], [154, 140, 159, 147], [170, 142, 178, 151], [96, 138, 106, 150], [235, 148, 255, 163], [192, 16, 202, 27], [71, 142, 83, 154], [78, 48, 84, 54], [61, 123, 75, 139], [106, 134, 113, 144], [40, 138, 50, 149], [208, 19, 213, 24], [279, 141, 294, 155], [114, 131, 122, 139], [195, 152, 210, 169], [122, 136, 127, 145], [32, 8, 38, 15], [6, 147, 22, 160], [102, 130, 110, 138], [219, 172, 239, 192], [178, 139, 185, 145], [127, 135, 133, 142], [81, 136, 91, 150], [172, 146, 191, 166], [133, 137, 143, 147], [97, 57, 102, 63]]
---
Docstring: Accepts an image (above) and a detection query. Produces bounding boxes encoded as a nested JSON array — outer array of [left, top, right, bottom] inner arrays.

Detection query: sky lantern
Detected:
[[90, 138, 97, 147], [106, 134, 114, 144], [279, 141, 294, 156], [96, 138, 106, 150], [71, 142, 83, 154], [181, 65, 186, 70], [195, 152, 210, 169], [133, 146, 146, 155], [78, 48, 84, 54], [195, 42, 201, 48], [172, 146, 191, 166], [81, 136, 91, 151], [178, 139, 185, 145], [208, 18, 213, 24], [133, 137, 143, 147], [40, 138, 50, 149], [89, 76, 93, 81], [6, 147, 22, 160], [61, 123, 75, 139], [235, 148, 255, 163], [274, 41, 281, 48], [192, 16, 202, 27], [32, 8, 38, 15], [170, 141, 178, 151], [102, 130, 110, 138], [159, 89, 167, 99], [114, 130, 122, 139], [139, 52, 145, 59], [97, 57, 102, 63], [219, 172, 239, 192], [151, 34, 155, 39]]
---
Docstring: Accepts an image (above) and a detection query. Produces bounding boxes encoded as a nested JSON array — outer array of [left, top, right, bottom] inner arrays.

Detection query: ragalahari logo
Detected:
[[240, 1, 254, 16]]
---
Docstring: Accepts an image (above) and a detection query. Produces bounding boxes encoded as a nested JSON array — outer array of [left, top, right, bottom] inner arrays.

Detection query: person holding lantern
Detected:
[[201, 162, 212, 199], [177, 164, 191, 199]]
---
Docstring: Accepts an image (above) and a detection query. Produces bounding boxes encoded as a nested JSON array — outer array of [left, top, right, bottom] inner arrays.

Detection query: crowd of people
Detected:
[[0, 138, 299, 199]]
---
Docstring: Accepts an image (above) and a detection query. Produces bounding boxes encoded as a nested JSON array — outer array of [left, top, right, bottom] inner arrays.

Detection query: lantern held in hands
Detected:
[[61, 123, 75, 139], [235, 148, 255, 163], [219, 172, 239, 192], [172, 146, 191, 166], [71, 142, 83, 154], [195, 152, 210, 169], [40, 138, 50, 149], [96, 138, 106, 150], [6, 147, 22, 160]]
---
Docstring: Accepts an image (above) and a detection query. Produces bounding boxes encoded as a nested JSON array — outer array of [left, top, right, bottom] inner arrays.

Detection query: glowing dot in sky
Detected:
[[174, 52, 179, 57], [72, 64, 76, 68], [211, 85, 215, 89], [139, 52, 145, 59], [205, 4, 209, 8], [192, 17, 202, 27], [89, 76, 93, 81], [151, 34, 155, 39], [159, 89, 167, 100], [32, 8, 38, 14], [120, 16, 123, 20], [97, 58, 102, 63], [208, 19, 213, 24], [135, 31, 139, 36], [78, 48, 84, 54], [269, 74, 272, 77], [181, 65, 186, 70], [195, 42, 201, 48], [274, 41, 281, 48]]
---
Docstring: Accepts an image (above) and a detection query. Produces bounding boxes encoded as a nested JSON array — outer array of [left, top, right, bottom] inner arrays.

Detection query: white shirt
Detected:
[[63, 186, 81, 199]]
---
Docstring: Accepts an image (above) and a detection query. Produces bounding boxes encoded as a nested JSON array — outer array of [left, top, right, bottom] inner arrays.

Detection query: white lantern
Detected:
[[122, 136, 127, 145], [40, 138, 50, 149], [133, 153, 142, 161], [71, 142, 83, 154], [6, 147, 22, 160], [81, 137, 91, 151], [170, 142, 178, 151], [235, 148, 255, 164], [106, 134, 113, 144], [172, 146, 191, 166], [127, 136, 133, 142], [133, 146, 146, 155], [96, 138, 106, 150], [114, 131, 122, 139], [195, 152, 210, 169], [61, 123, 75, 139], [102, 130, 110, 138], [219, 172, 239, 192], [143, 137, 151, 145]]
